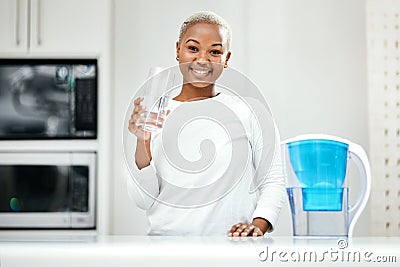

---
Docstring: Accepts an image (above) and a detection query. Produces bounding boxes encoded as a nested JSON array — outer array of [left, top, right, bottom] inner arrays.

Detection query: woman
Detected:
[[128, 11, 285, 236]]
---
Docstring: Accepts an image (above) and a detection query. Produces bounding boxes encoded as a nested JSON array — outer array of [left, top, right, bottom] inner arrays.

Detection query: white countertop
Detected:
[[0, 235, 399, 267]]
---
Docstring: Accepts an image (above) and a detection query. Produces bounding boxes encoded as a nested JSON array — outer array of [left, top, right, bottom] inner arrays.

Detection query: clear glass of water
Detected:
[[136, 67, 174, 132]]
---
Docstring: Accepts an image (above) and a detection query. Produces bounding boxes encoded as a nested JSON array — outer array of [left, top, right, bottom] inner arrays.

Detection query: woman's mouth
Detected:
[[179, 62, 224, 87], [190, 67, 212, 77]]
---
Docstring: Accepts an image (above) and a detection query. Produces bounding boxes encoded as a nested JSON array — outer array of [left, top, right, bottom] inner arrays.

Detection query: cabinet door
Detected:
[[29, 0, 108, 53], [0, 0, 29, 53]]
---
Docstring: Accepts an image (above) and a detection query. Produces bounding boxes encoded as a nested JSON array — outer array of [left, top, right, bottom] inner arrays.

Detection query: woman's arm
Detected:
[[250, 135, 286, 232], [228, 98, 286, 236], [126, 162, 159, 210], [249, 99, 286, 232], [228, 139, 286, 237], [127, 97, 160, 210], [135, 139, 152, 169]]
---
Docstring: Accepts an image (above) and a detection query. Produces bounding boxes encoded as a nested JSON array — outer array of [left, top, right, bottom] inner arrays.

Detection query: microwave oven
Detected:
[[0, 59, 97, 139], [0, 152, 96, 229]]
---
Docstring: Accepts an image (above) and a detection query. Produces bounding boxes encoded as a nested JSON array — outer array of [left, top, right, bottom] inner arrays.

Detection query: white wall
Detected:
[[112, 0, 369, 236]]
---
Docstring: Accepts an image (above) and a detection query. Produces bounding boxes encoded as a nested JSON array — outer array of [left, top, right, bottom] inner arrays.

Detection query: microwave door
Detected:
[[0, 59, 97, 139], [0, 153, 72, 228], [0, 65, 72, 139], [0, 152, 96, 229], [70, 153, 96, 228]]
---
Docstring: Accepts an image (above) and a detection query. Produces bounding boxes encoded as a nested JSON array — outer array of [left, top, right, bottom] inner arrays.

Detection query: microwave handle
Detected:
[[71, 152, 96, 221]]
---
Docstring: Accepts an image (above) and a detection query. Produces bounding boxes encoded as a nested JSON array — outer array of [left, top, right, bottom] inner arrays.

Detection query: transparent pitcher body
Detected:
[[287, 187, 348, 237]]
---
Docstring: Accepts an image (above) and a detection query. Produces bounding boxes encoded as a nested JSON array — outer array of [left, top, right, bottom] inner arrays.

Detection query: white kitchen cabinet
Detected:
[[0, 0, 107, 54], [0, 0, 29, 53]]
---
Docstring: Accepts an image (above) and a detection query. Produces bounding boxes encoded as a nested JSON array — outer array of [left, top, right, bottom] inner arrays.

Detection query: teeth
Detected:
[[192, 69, 209, 75]]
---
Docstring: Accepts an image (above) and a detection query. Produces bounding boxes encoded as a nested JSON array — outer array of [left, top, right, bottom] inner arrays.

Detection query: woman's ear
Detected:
[[176, 41, 180, 59], [224, 51, 231, 65]]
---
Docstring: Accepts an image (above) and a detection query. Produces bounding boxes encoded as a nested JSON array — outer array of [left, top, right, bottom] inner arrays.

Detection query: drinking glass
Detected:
[[136, 67, 174, 132]]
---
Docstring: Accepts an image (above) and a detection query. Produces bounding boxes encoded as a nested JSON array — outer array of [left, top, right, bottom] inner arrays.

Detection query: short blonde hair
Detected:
[[178, 11, 232, 50]]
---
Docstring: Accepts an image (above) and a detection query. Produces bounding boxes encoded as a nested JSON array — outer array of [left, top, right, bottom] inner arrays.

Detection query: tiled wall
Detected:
[[367, 0, 400, 236]]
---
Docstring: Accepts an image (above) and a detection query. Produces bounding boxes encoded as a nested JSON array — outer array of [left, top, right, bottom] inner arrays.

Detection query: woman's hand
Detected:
[[128, 97, 151, 141], [129, 97, 152, 169], [227, 218, 270, 237]]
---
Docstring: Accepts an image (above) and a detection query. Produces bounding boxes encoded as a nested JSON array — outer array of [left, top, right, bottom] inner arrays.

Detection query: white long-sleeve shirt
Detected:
[[127, 93, 286, 235]]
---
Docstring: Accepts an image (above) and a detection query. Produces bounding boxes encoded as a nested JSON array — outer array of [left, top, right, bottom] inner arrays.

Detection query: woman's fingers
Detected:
[[129, 97, 168, 140], [227, 223, 242, 237], [133, 103, 145, 114], [133, 97, 145, 115], [128, 97, 151, 140], [252, 227, 263, 237], [133, 97, 144, 105], [228, 223, 248, 237], [227, 222, 264, 237], [241, 225, 255, 237]]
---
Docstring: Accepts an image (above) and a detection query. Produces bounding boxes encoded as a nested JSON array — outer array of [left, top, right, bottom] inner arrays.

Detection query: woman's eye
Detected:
[[210, 50, 222, 55], [188, 46, 198, 52]]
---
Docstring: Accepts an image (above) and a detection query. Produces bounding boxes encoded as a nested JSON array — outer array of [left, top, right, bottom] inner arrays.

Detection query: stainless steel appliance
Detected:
[[0, 152, 96, 229], [0, 59, 97, 139]]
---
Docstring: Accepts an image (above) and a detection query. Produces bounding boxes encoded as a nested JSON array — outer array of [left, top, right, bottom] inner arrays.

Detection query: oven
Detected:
[[0, 152, 96, 229]]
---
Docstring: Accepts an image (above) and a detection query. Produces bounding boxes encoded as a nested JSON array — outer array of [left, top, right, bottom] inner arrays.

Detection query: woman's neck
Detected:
[[173, 83, 217, 102]]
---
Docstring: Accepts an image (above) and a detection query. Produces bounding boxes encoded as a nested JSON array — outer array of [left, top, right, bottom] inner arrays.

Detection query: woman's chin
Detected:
[[188, 81, 214, 88]]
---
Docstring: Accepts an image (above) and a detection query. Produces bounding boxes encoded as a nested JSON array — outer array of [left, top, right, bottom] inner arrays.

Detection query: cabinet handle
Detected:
[[36, 0, 41, 45], [16, 0, 20, 45], [37, 0, 41, 46]]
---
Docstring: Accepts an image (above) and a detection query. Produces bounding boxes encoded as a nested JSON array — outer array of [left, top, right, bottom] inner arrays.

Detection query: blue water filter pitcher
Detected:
[[282, 134, 371, 237]]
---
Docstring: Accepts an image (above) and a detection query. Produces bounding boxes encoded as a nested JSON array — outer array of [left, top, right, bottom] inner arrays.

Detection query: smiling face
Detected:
[[176, 23, 231, 88]]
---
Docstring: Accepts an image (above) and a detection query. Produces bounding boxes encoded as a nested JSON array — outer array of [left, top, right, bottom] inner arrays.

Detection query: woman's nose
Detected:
[[196, 50, 209, 63]]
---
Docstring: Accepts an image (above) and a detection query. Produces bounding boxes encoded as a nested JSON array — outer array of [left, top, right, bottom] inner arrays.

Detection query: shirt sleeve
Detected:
[[248, 99, 286, 233], [126, 160, 160, 210]]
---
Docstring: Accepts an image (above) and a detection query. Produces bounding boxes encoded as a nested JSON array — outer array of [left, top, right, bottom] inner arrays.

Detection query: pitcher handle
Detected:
[[348, 142, 372, 237]]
